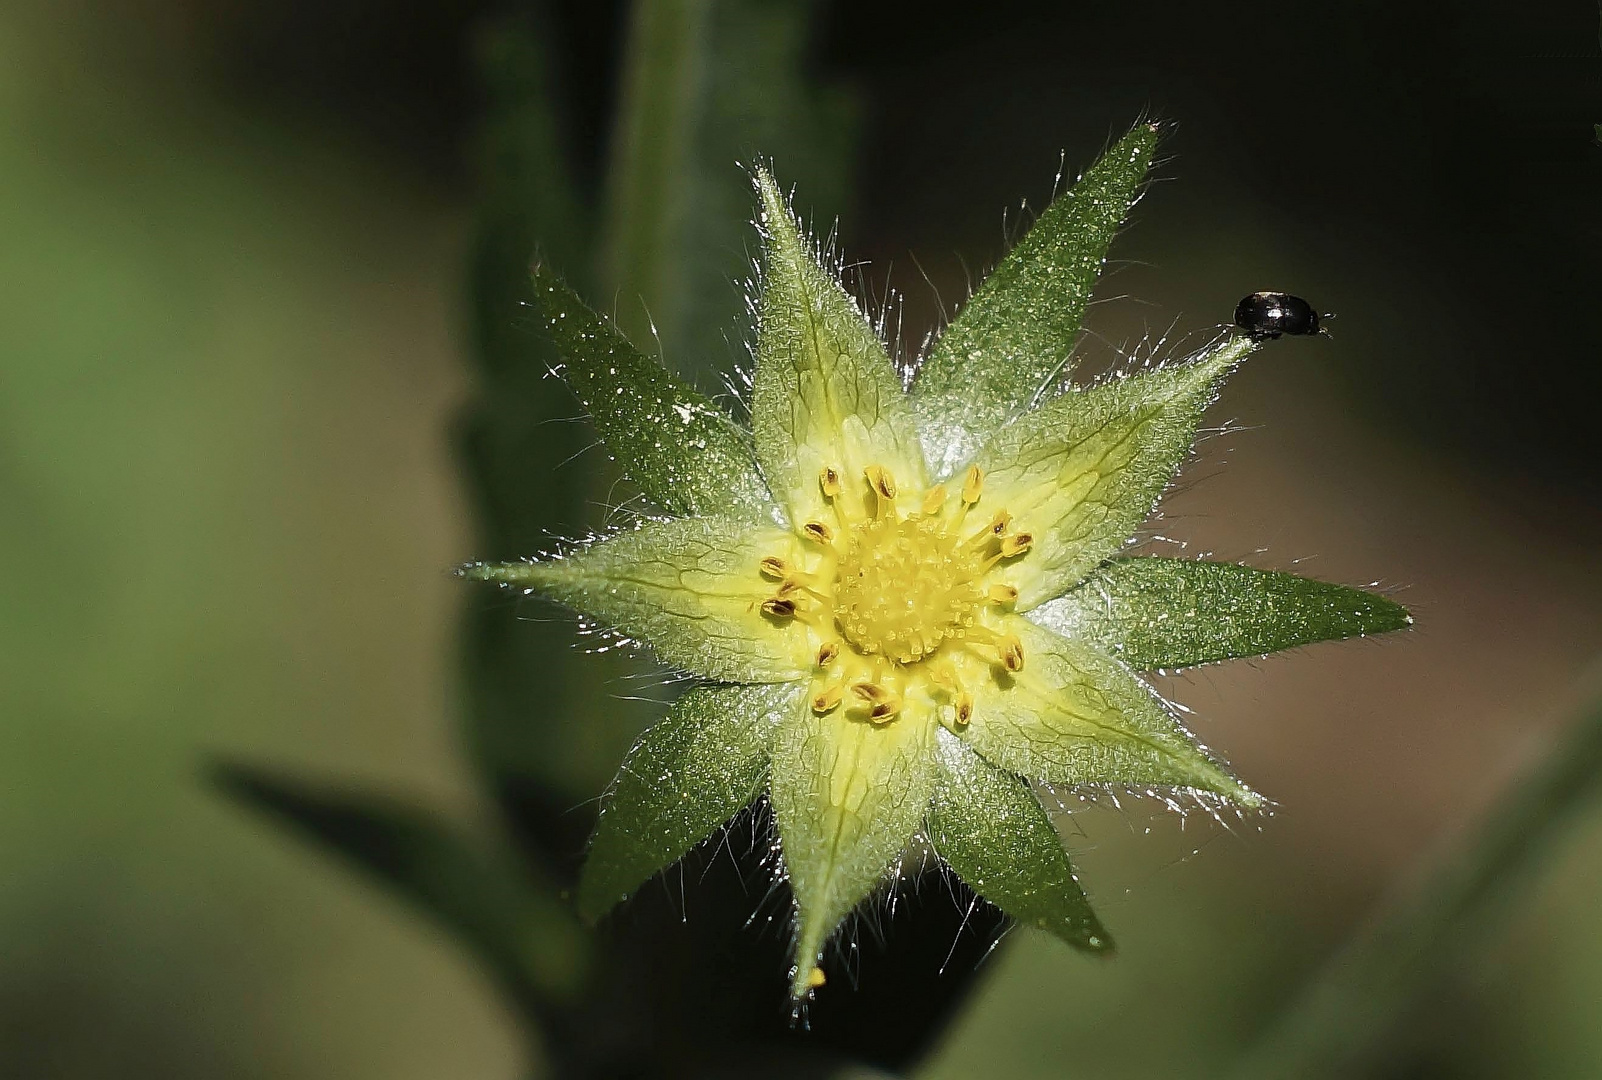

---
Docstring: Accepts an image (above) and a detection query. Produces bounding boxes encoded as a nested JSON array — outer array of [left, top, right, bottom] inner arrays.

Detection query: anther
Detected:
[[961, 465, 984, 505], [850, 682, 903, 722], [969, 511, 1012, 548], [759, 556, 789, 580], [999, 532, 1033, 558], [761, 597, 797, 618], [816, 641, 840, 667], [820, 466, 842, 499], [864, 464, 897, 501], [999, 636, 1025, 672], [987, 583, 1019, 605], [807, 966, 828, 989], [812, 684, 843, 713], [920, 486, 947, 517], [955, 692, 974, 726], [802, 520, 834, 544]]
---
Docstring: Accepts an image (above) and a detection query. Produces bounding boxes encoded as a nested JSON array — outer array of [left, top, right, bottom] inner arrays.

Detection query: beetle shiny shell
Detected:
[[1234, 292, 1321, 341]]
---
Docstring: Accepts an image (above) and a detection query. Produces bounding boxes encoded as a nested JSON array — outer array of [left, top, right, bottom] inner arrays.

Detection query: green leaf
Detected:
[[532, 265, 776, 521], [212, 763, 586, 1012], [978, 335, 1256, 609], [929, 728, 1113, 953], [770, 694, 936, 999], [578, 681, 803, 922], [750, 167, 927, 528], [462, 516, 814, 682], [913, 122, 1161, 477], [1031, 557, 1413, 670], [960, 618, 1261, 806]]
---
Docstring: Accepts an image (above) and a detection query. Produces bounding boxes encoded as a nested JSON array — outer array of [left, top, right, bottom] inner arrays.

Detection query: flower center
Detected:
[[832, 514, 983, 663], [757, 462, 1034, 726]]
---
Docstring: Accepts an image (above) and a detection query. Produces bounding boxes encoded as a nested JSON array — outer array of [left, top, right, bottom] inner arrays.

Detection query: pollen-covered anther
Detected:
[[864, 464, 897, 501], [961, 464, 984, 504], [811, 683, 844, 714], [999, 635, 1025, 672], [968, 511, 1012, 548], [920, 485, 947, 517], [807, 966, 827, 990], [802, 520, 835, 545], [819, 466, 842, 499], [999, 532, 1033, 558], [863, 465, 898, 521], [987, 583, 1019, 605], [761, 597, 797, 619], [850, 681, 903, 723], [954, 692, 974, 726]]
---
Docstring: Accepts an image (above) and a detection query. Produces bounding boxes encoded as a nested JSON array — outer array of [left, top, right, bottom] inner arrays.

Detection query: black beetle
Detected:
[[1233, 292, 1322, 341]]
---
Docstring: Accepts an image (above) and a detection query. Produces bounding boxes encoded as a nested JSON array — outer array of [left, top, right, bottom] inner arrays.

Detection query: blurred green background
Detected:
[[4, 0, 1601, 1076]]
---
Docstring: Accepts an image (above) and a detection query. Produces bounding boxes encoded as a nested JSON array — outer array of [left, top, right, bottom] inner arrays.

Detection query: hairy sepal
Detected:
[[914, 122, 1161, 477], [533, 265, 776, 521], [928, 729, 1112, 953], [1031, 557, 1414, 670], [977, 336, 1256, 609], [770, 696, 936, 999], [463, 516, 813, 682], [958, 619, 1261, 806], [578, 682, 803, 922], [750, 167, 927, 526]]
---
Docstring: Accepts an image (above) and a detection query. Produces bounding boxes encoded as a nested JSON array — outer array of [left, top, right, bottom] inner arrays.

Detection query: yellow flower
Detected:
[[463, 124, 1410, 1001]]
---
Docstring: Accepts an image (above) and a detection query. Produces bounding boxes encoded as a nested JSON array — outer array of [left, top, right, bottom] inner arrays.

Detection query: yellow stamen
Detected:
[[961, 465, 984, 505], [850, 681, 903, 723], [999, 635, 1025, 672], [920, 485, 947, 517], [807, 966, 827, 989], [759, 556, 788, 580], [864, 464, 897, 502], [968, 511, 1012, 547], [820, 466, 842, 499], [812, 683, 844, 713], [987, 583, 1019, 605], [816, 641, 840, 667], [802, 520, 835, 545], [999, 532, 1033, 558], [955, 691, 974, 726], [761, 597, 797, 618]]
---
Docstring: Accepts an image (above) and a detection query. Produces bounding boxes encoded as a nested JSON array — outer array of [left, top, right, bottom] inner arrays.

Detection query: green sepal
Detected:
[[770, 694, 936, 999], [461, 516, 814, 682], [212, 763, 586, 1010], [1031, 556, 1413, 670], [749, 167, 927, 528], [961, 618, 1262, 806], [928, 728, 1113, 953], [532, 264, 776, 521], [578, 681, 803, 922], [913, 122, 1161, 477], [979, 335, 1256, 609]]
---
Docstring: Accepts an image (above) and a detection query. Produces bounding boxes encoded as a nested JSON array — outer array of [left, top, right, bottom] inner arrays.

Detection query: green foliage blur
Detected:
[[4, 0, 1602, 1077]]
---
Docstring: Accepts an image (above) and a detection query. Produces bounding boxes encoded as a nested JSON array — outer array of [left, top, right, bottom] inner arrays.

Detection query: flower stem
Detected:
[[598, 0, 711, 350]]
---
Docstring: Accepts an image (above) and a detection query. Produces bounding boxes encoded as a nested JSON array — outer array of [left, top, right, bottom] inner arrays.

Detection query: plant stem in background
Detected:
[[1233, 682, 1602, 1079], [599, 0, 711, 351]]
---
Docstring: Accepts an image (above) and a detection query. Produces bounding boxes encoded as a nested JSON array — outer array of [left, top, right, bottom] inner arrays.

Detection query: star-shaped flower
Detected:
[[463, 123, 1410, 1001]]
